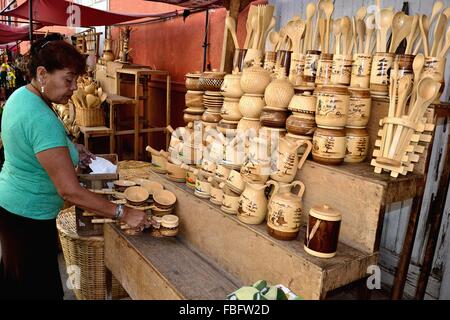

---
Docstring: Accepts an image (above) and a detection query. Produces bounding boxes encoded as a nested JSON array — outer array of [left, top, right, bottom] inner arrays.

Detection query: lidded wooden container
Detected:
[[304, 204, 342, 258]]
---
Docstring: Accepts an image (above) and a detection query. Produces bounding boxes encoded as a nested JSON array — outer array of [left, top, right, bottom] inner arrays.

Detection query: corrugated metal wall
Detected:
[[269, 0, 450, 299]]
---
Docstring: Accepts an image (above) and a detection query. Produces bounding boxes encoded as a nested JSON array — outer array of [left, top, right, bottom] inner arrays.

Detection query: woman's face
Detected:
[[37, 66, 79, 104]]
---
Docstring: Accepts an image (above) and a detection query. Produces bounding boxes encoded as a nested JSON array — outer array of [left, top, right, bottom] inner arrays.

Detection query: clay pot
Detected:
[[264, 69, 295, 109], [239, 94, 265, 118], [304, 204, 342, 258], [315, 85, 350, 129], [124, 186, 149, 206], [331, 54, 353, 86], [350, 53, 372, 88], [221, 98, 242, 121], [240, 157, 271, 185], [225, 169, 246, 194], [185, 72, 202, 91], [102, 50, 115, 62], [347, 87, 371, 127], [260, 107, 288, 128], [160, 215, 179, 237], [302, 50, 321, 84], [286, 114, 316, 136], [220, 182, 241, 215], [237, 182, 270, 225], [221, 73, 244, 99], [312, 127, 346, 165], [344, 127, 369, 163], [315, 53, 333, 86], [240, 59, 271, 94], [153, 189, 177, 209], [267, 180, 305, 240], [288, 92, 316, 119], [370, 52, 395, 97]]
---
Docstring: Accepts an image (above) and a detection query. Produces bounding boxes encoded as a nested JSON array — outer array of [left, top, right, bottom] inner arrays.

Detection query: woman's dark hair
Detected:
[[27, 33, 86, 78]]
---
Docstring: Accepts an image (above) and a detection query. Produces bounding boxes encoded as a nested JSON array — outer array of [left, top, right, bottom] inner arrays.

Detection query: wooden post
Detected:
[[415, 126, 450, 299], [391, 184, 425, 299]]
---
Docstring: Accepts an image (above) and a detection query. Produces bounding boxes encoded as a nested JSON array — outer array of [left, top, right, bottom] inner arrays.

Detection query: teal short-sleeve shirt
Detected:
[[0, 86, 79, 220]]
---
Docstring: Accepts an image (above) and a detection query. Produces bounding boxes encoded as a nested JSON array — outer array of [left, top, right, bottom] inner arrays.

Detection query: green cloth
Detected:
[[0, 86, 79, 220]]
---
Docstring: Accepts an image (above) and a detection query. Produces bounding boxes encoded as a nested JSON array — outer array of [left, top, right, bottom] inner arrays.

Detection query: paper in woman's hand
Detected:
[[88, 156, 117, 174]]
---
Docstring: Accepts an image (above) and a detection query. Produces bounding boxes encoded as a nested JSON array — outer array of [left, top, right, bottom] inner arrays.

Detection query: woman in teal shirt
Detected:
[[0, 35, 148, 299]]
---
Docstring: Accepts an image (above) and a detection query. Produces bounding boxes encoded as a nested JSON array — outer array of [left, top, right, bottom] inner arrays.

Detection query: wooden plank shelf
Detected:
[[104, 224, 241, 300], [116, 169, 378, 300]]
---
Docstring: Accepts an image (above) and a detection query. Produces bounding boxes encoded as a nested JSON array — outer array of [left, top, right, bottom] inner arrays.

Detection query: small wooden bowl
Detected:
[[260, 107, 288, 128], [153, 189, 177, 209], [124, 186, 150, 206], [113, 180, 136, 193], [140, 181, 164, 195]]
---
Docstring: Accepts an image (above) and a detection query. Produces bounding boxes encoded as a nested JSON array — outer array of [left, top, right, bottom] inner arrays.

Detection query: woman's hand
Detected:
[[122, 208, 149, 230], [75, 143, 96, 169]]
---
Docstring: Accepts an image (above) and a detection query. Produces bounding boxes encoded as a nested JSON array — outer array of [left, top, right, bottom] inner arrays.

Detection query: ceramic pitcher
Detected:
[[267, 181, 305, 241], [237, 182, 272, 225], [270, 138, 313, 183]]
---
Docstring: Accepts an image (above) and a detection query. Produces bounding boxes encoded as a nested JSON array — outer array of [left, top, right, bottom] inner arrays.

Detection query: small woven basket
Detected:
[[75, 107, 105, 127], [57, 207, 128, 300]]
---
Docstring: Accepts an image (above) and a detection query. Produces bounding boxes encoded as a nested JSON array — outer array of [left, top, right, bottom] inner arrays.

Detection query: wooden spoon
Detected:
[[389, 12, 412, 53], [243, 6, 257, 49], [439, 26, 450, 57], [405, 15, 419, 54], [304, 2, 316, 52], [225, 16, 240, 49], [268, 30, 279, 52], [443, 7, 450, 19], [430, 13, 448, 56], [332, 18, 341, 54], [356, 6, 367, 22], [322, 0, 334, 54], [340, 16, 351, 55], [260, 16, 276, 51], [312, 0, 324, 51], [379, 8, 394, 52], [364, 14, 376, 54], [430, 1, 445, 26], [409, 53, 425, 109], [356, 19, 366, 53], [419, 14, 430, 56]]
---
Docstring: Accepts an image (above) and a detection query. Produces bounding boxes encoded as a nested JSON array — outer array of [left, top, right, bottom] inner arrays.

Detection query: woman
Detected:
[[0, 35, 148, 300]]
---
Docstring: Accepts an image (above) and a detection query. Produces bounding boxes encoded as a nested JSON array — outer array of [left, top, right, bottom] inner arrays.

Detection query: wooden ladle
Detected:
[[225, 16, 240, 49]]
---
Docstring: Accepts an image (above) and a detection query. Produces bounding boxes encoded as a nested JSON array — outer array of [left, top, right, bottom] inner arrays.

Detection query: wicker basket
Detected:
[[57, 207, 128, 300], [75, 106, 105, 127]]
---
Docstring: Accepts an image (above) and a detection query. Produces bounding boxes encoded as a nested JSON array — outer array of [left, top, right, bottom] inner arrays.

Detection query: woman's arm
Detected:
[[36, 146, 147, 228]]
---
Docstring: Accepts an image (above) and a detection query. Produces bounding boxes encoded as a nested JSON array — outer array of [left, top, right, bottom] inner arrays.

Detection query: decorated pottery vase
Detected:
[[422, 56, 446, 102], [264, 69, 295, 109], [315, 53, 333, 86], [289, 52, 306, 86], [330, 54, 352, 86], [370, 52, 395, 97], [344, 127, 369, 163], [267, 180, 305, 241], [237, 182, 270, 225], [302, 50, 321, 85], [240, 58, 271, 94], [346, 87, 371, 127]]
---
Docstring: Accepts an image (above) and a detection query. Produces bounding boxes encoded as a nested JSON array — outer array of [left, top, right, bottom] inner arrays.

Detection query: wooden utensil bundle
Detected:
[[371, 73, 440, 178], [243, 4, 275, 51]]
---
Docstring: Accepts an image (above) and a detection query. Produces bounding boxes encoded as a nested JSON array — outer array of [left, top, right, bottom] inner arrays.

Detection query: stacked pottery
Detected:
[[200, 70, 226, 128], [220, 68, 243, 138], [285, 91, 317, 153], [238, 58, 271, 137], [344, 87, 371, 163], [312, 85, 349, 165], [184, 72, 204, 124]]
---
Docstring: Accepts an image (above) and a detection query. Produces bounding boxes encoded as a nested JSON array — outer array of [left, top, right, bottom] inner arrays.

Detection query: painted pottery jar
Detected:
[[263, 51, 277, 74], [312, 127, 346, 165], [267, 180, 305, 241], [344, 127, 369, 163], [237, 182, 270, 225], [286, 113, 316, 136], [264, 69, 295, 109], [315, 85, 349, 129], [199, 70, 226, 91], [370, 52, 395, 97], [302, 50, 321, 84], [270, 138, 313, 183], [422, 56, 446, 102], [396, 54, 415, 81], [331, 54, 352, 86], [315, 53, 333, 86], [193, 169, 211, 199], [221, 97, 242, 122], [347, 87, 371, 127], [240, 155, 271, 185], [304, 204, 342, 258], [240, 58, 271, 94], [260, 107, 289, 128], [350, 53, 372, 88]]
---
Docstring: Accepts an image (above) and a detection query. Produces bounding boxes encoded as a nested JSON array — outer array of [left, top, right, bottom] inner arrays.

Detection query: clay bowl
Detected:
[[185, 72, 202, 91], [200, 71, 227, 91], [124, 186, 150, 206], [113, 180, 136, 193], [286, 114, 316, 136], [260, 107, 289, 128], [153, 189, 177, 209], [140, 180, 164, 196]]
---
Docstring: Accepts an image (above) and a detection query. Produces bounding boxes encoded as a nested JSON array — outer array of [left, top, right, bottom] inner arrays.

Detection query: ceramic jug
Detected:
[[270, 138, 313, 183], [267, 181, 305, 241], [237, 182, 272, 225]]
